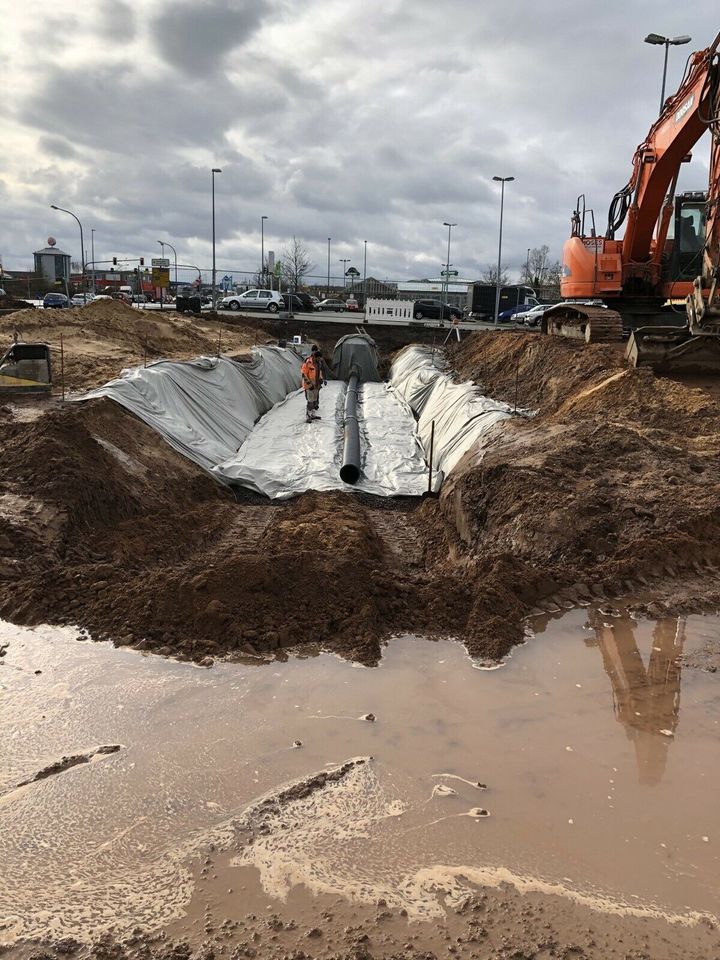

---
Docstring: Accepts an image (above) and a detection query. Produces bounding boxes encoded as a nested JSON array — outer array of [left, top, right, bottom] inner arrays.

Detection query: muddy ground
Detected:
[[2, 313, 720, 958], [0, 299, 275, 391]]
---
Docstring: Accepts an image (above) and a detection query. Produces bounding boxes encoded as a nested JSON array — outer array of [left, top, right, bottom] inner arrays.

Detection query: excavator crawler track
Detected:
[[542, 304, 624, 344]]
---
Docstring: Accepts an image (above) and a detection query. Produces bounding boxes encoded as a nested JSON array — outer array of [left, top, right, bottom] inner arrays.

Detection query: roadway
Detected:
[[26, 299, 518, 334]]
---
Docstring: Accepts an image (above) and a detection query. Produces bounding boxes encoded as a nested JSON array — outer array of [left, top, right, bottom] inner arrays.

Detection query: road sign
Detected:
[[440, 270, 459, 277], [151, 258, 170, 269]]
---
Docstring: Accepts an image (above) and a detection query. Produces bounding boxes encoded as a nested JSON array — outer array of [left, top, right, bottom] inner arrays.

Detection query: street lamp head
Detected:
[[212, 167, 222, 173], [492, 175, 514, 183], [261, 215, 268, 221], [443, 221, 457, 227], [50, 204, 58, 210], [644, 33, 666, 44], [671, 35, 691, 45]]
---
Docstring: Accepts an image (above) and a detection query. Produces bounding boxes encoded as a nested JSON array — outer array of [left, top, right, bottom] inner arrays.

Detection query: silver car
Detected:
[[220, 289, 283, 312]]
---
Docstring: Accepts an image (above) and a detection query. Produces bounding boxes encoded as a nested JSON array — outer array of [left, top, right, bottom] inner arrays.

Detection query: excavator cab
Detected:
[[0, 342, 52, 395], [663, 192, 707, 284]]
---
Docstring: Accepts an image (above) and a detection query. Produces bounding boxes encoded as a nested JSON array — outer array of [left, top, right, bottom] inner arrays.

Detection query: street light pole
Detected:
[[492, 176, 515, 325], [158, 239, 178, 294], [442, 222, 456, 317], [211, 168, 222, 309], [261, 215, 268, 287], [50, 204, 85, 294], [91, 229, 96, 295], [644, 33, 692, 114], [339, 259, 350, 291], [327, 238, 331, 298], [363, 240, 367, 310], [525, 247, 531, 284]]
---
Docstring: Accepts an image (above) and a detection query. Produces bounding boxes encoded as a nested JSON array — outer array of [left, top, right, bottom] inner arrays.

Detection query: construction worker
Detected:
[[301, 345, 325, 422]]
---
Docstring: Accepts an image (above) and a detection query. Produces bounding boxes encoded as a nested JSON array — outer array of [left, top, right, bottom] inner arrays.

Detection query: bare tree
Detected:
[[520, 245, 561, 287], [482, 264, 510, 285], [280, 237, 315, 290]]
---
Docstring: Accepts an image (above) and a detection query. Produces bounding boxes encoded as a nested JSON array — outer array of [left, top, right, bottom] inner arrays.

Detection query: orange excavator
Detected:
[[544, 31, 720, 372]]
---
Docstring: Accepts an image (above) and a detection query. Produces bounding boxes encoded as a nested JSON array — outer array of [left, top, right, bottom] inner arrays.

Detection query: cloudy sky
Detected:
[[0, 0, 716, 285]]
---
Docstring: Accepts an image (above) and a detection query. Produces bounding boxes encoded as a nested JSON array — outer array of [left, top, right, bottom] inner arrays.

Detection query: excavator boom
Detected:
[[555, 32, 720, 372]]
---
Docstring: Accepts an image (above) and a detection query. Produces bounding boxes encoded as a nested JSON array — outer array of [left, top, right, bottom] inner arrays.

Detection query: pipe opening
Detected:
[[340, 462, 361, 485]]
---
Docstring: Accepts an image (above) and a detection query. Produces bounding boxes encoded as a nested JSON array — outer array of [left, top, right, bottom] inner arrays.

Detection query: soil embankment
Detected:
[[1, 326, 720, 665], [0, 299, 273, 390], [439, 332, 720, 619]]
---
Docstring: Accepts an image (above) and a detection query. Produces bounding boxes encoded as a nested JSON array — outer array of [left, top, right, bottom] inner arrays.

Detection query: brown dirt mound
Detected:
[[0, 295, 35, 312], [437, 331, 720, 614], [0, 299, 272, 391]]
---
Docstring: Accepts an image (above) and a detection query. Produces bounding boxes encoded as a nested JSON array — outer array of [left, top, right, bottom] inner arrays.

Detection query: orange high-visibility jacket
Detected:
[[301, 357, 320, 389]]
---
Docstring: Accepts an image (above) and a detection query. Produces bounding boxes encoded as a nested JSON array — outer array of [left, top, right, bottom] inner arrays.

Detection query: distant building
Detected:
[[34, 245, 71, 283], [360, 276, 397, 299]]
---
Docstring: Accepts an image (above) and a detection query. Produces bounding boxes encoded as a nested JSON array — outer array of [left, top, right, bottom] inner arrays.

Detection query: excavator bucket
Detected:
[[626, 326, 720, 374], [0, 342, 53, 396]]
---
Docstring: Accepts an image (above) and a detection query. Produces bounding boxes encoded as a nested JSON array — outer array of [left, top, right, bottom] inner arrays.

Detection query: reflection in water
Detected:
[[589, 613, 685, 786]]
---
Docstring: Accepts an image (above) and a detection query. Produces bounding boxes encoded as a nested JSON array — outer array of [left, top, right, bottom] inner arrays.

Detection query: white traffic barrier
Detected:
[[365, 298, 415, 321]]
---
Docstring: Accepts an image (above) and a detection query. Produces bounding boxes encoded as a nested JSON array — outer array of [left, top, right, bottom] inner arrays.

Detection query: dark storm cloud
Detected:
[[20, 62, 288, 156], [150, 0, 269, 77], [37, 135, 80, 160], [2, 0, 718, 279]]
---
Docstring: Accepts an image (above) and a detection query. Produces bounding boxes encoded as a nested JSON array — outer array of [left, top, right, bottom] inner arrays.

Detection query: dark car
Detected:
[[412, 299, 462, 321], [43, 293, 70, 309], [281, 292, 315, 312]]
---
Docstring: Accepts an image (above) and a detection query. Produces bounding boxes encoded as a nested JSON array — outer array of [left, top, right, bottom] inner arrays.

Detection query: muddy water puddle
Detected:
[[0, 606, 718, 943]]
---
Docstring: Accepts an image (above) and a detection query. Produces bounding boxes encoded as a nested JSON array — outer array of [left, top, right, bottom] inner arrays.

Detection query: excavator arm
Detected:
[[621, 32, 720, 371], [612, 32, 720, 289]]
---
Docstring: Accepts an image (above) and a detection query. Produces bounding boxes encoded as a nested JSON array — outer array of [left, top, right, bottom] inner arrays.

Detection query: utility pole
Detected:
[[327, 238, 331, 298], [91, 229, 96, 295]]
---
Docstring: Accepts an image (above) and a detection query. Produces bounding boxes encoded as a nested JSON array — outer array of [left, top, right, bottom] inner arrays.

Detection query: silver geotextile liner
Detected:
[[78, 347, 303, 478], [78, 346, 428, 497], [389, 344, 534, 486]]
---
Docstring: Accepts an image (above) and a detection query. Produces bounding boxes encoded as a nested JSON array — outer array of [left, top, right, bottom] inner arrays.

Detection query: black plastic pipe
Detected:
[[340, 371, 361, 484]]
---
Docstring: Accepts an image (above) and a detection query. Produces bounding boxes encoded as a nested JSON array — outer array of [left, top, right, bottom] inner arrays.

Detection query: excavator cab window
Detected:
[[668, 195, 706, 281]]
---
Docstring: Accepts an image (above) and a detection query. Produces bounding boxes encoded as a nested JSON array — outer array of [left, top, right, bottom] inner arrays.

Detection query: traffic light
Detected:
[[139, 257, 144, 266], [113, 257, 117, 265]]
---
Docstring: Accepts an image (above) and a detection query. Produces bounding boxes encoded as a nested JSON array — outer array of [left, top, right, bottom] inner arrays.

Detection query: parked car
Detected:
[[71, 293, 94, 307], [516, 303, 554, 327], [497, 303, 534, 323], [219, 289, 283, 312], [43, 292, 70, 309], [281, 292, 315, 312], [412, 299, 463, 321], [345, 297, 360, 311], [315, 298, 346, 312]]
